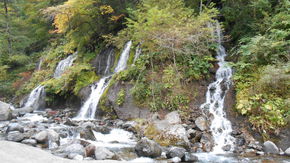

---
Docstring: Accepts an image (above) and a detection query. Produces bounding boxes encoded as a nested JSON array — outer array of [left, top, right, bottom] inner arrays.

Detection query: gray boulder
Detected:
[[47, 129, 60, 143], [263, 141, 279, 154], [0, 101, 12, 121], [65, 144, 85, 156], [13, 106, 34, 115], [166, 147, 186, 159], [94, 146, 115, 160], [285, 147, 290, 156], [6, 123, 24, 133], [135, 138, 162, 158], [21, 139, 37, 146], [165, 111, 181, 124], [7, 131, 24, 142], [195, 116, 208, 131], [35, 131, 48, 143]]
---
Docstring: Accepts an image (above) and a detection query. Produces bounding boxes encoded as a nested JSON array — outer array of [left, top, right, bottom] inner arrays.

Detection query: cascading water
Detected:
[[23, 85, 46, 110], [200, 22, 235, 153], [133, 44, 142, 64], [114, 41, 132, 73], [75, 41, 132, 120], [104, 49, 114, 75], [53, 52, 77, 78]]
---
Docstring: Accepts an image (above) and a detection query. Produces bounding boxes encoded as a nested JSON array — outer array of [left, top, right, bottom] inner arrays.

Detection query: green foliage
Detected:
[[43, 64, 96, 96], [7, 54, 30, 66], [74, 71, 99, 95], [235, 63, 290, 135], [236, 94, 288, 134], [116, 89, 126, 106]]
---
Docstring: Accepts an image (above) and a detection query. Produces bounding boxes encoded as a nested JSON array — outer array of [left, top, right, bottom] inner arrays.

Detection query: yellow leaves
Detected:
[[100, 5, 114, 15], [110, 14, 125, 22]]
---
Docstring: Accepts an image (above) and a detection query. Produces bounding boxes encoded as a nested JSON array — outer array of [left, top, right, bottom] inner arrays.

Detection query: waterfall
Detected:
[[114, 41, 132, 73], [74, 41, 132, 120], [104, 49, 114, 75], [133, 44, 142, 64], [53, 52, 77, 78], [200, 22, 235, 153], [24, 85, 46, 110]]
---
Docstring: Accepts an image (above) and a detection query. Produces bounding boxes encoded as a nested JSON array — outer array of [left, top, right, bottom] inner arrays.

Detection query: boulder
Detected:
[[107, 82, 150, 120], [35, 131, 48, 143], [6, 123, 24, 133], [0, 101, 12, 121], [64, 144, 85, 156], [47, 129, 60, 143], [21, 139, 37, 146], [135, 138, 162, 158], [184, 152, 198, 162], [284, 147, 290, 156], [263, 141, 279, 154], [165, 111, 181, 125], [7, 131, 24, 142], [94, 146, 115, 160], [13, 106, 34, 116], [195, 116, 208, 131], [167, 124, 188, 142], [85, 144, 96, 157], [200, 133, 214, 152], [166, 147, 186, 159], [80, 128, 96, 141]]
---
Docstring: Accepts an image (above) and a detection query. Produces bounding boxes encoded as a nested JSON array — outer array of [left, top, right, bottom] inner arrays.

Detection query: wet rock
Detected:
[[191, 131, 202, 144], [7, 131, 24, 142], [135, 137, 162, 158], [122, 121, 138, 133], [263, 141, 279, 154], [64, 119, 77, 126], [166, 147, 186, 159], [35, 131, 48, 143], [85, 144, 96, 157], [187, 129, 196, 139], [200, 133, 213, 152], [94, 126, 111, 134], [222, 145, 231, 151], [165, 111, 181, 124], [0, 101, 12, 121], [248, 141, 262, 150], [80, 128, 96, 141], [94, 146, 115, 160], [285, 147, 290, 156], [6, 123, 24, 133], [65, 144, 85, 156], [183, 152, 198, 162], [195, 116, 208, 131], [236, 137, 246, 146], [21, 139, 37, 146]]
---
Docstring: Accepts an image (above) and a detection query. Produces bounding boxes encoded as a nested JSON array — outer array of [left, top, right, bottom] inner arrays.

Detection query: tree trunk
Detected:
[[3, 0, 12, 55]]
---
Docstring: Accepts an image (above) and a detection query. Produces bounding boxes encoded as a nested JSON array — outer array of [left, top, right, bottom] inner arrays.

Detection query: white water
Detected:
[[104, 49, 114, 75], [133, 44, 142, 64], [24, 85, 46, 110], [75, 41, 132, 120], [200, 22, 235, 153], [74, 76, 110, 120], [87, 129, 136, 149], [53, 52, 77, 78], [114, 41, 132, 73]]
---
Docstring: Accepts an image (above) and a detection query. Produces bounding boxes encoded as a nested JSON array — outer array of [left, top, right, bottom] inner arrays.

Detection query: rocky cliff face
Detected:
[[105, 81, 151, 120]]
